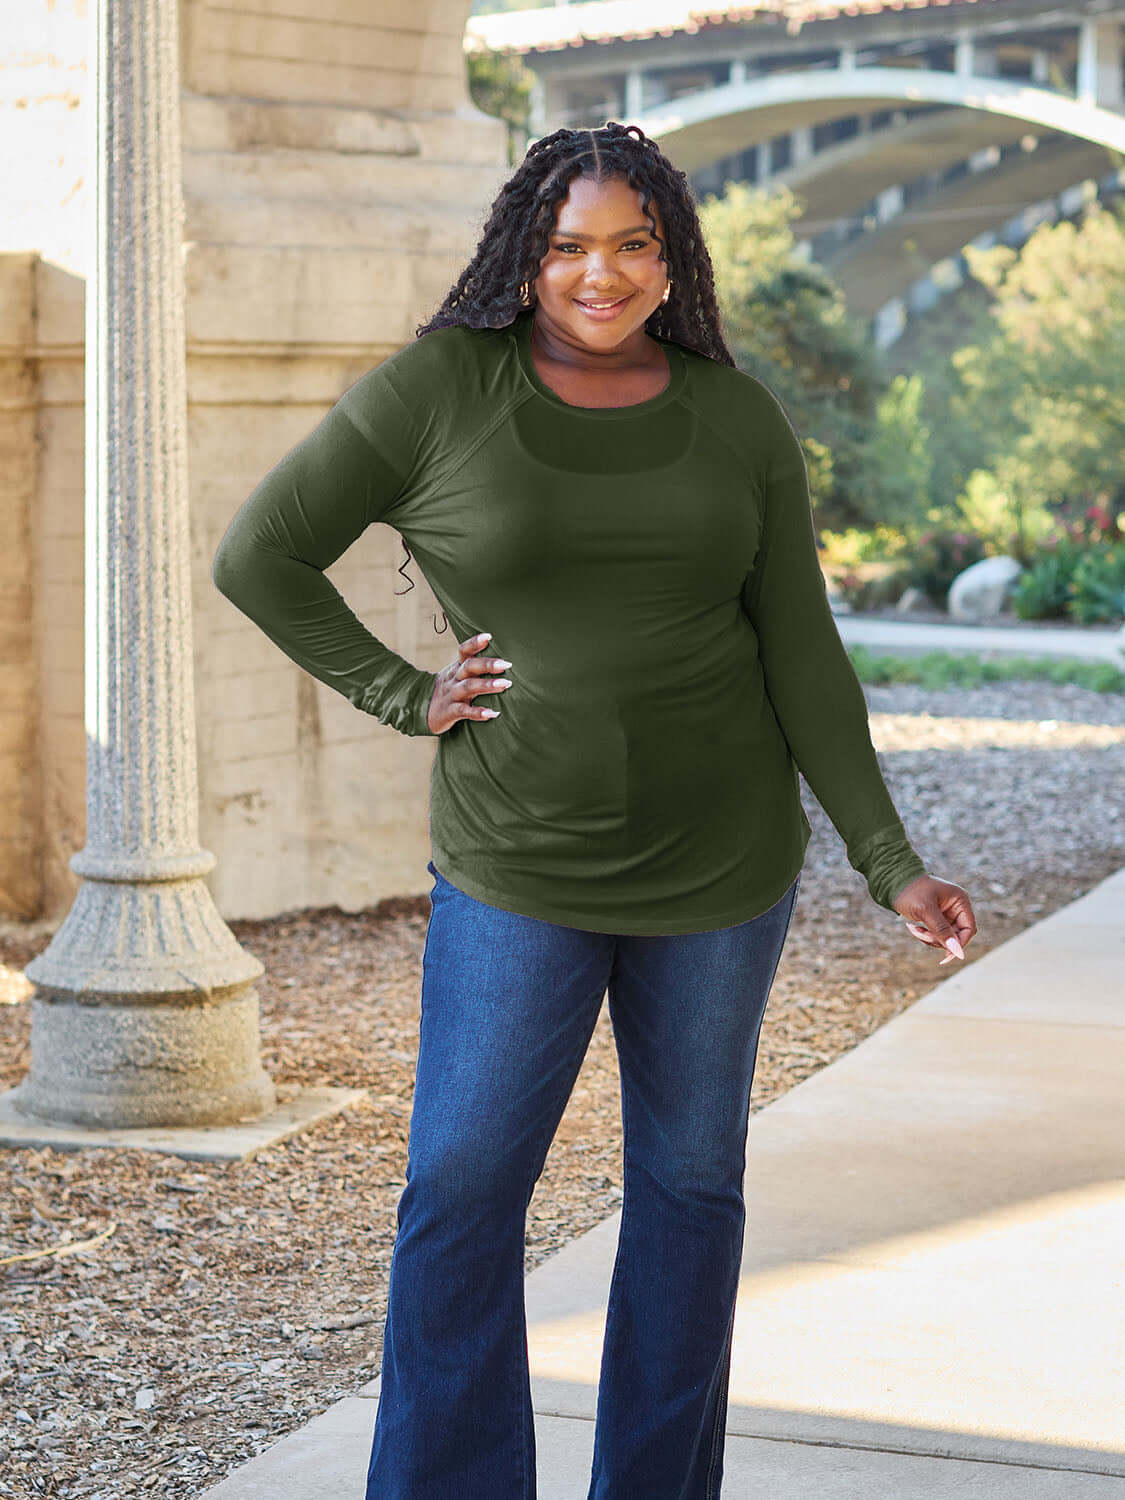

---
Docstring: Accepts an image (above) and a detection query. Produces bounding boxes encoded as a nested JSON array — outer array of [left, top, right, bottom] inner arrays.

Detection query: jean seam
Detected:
[[523, 983, 611, 1500], [704, 1298, 736, 1498], [519, 1059, 591, 1500], [587, 1005, 633, 1500], [704, 872, 799, 1500], [516, 1301, 528, 1500]]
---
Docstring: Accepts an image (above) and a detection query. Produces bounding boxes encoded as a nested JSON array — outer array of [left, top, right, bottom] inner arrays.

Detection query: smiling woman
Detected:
[[527, 175, 676, 407], [210, 119, 976, 1500]]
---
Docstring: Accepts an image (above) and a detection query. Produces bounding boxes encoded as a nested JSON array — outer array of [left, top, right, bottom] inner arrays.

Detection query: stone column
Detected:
[[10, 0, 273, 1129], [789, 124, 814, 168], [954, 29, 974, 78], [1077, 18, 1124, 109]]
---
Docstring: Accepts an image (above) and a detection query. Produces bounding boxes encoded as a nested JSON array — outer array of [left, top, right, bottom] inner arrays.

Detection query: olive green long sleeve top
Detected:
[[211, 308, 926, 934]]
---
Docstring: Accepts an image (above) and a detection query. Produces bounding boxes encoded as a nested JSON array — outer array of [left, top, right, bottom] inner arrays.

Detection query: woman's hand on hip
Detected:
[[892, 875, 977, 965], [426, 631, 513, 735]]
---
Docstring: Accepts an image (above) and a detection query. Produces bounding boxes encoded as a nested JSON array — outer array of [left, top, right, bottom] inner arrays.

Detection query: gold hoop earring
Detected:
[[519, 281, 534, 307], [660, 278, 672, 306]]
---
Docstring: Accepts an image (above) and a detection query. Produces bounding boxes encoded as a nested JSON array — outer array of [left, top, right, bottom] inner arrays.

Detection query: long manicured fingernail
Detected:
[[944, 936, 964, 960], [477, 632, 491, 642]]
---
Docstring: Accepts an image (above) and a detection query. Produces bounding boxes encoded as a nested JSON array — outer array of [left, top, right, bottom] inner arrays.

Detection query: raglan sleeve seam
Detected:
[[335, 360, 430, 528]]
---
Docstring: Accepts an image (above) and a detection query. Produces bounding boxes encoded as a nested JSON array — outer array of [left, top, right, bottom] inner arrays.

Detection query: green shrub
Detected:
[[900, 529, 986, 606], [819, 525, 905, 569], [1069, 544, 1125, 623], [847, 646, 1125, 694], [830, 566, 907, 612], [1011, 539, 1081, 620], [1011, 524, 1125, 624]]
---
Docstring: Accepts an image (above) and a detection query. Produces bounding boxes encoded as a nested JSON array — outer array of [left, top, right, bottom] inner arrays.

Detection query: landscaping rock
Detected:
[[894, 585, 930, 615], [948, 555, 1023, 620]]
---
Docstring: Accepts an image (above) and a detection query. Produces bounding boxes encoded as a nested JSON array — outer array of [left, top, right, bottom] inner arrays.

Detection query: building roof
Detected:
[[464, 0, 984, 57]]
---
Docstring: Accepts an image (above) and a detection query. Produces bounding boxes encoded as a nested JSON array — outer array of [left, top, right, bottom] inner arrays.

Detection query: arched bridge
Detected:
[[466, 2, 1125, 339]]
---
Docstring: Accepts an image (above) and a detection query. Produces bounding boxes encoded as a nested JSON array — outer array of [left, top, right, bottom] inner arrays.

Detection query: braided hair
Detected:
[[397, 121, 734, 628]]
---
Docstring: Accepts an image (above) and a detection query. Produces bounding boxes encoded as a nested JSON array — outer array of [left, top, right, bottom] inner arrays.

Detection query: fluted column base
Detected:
[[15, 869, 275, 1129]]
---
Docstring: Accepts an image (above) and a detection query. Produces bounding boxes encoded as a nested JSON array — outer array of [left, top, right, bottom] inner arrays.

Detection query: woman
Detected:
[[212, 123, 976, 1499]]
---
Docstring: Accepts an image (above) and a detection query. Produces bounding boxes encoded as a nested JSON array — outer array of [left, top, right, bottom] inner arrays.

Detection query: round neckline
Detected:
[[511, 308, 686, 419]]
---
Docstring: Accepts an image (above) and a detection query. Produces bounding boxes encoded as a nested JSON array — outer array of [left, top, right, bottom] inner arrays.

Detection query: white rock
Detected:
[[947, 555, 1023, 619], [895, 585, 930, 614]]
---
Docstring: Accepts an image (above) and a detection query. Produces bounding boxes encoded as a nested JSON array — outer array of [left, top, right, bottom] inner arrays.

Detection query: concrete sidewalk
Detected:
[[201, 867, 1125, 1499], [833, 611, 1125, 666]]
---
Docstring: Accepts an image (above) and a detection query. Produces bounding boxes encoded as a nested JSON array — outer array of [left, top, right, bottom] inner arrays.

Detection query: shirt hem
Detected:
[[427, 850, 807, 936]]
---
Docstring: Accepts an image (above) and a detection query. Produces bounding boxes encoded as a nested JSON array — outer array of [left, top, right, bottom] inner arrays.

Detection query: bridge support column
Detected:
[[1078, 18, 1123, 110], [528, 72, 547, 136], [875, 184, 904, 224], [954, 29, 974, 78], [955, 29, 996, 79], [790, 124, 813, 167], [625, 67, 645, 119]]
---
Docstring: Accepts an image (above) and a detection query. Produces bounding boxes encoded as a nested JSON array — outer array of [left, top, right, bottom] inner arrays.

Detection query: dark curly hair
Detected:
[[394, 121, 735, 631]]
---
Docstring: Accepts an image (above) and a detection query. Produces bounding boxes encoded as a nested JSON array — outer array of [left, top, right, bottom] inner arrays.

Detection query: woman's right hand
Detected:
[[425, 631, 513, 735]]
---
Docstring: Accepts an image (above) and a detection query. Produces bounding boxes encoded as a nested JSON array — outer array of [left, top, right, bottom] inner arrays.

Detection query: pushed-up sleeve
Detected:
[[211, 362, 439, 738], [739, 385, 926, 911]]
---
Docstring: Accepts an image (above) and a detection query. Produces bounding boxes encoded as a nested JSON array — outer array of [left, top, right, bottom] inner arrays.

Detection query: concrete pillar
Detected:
[[954, 29, 974, 77], [528, 71, 547, 136], [645, 73, 669, 110], [729, 58, 747, 86], [625, 67, 645, 118], [875, 183, 904, 223], [790, 124, 814, 167], [839, 44, 856, 71], [970, 144, 1002, 173], [1031, 48, 1050, 86], [10, 0, 272, 1129], [1078, 18, 1123, 109]]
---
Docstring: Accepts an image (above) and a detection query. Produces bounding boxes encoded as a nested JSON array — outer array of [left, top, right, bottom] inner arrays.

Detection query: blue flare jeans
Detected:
[[365, 859, 801, 1499]]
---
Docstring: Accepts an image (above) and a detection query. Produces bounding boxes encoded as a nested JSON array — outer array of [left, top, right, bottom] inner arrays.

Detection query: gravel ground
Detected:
[[1, 677, 1122, 1499]]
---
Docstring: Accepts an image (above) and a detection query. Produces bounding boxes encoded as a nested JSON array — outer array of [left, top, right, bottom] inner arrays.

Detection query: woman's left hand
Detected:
[[892, 875, 977, 965]]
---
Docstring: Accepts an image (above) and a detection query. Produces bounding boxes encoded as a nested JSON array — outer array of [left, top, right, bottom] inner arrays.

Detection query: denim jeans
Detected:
[[365, 860, 801, 1500]]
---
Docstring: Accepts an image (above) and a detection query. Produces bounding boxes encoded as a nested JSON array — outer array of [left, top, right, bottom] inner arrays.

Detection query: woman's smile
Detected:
[[573, 293, 634, 321]]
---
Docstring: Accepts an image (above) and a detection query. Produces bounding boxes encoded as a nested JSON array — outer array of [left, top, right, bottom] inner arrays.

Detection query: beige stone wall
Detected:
[[0, 255, 46, 920], [192, 353, 454, 921], [1, 0, 509, 923]]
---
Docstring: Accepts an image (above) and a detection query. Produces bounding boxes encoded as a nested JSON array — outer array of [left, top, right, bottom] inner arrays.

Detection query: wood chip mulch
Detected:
[[1, 678, 1122, 1498]]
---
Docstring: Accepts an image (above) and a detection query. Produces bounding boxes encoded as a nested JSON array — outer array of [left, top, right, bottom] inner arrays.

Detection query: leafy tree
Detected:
[[949, 202, 1125, 538], [466, 45, 533, 163], [866, 372, 933, 533], [703, 181, 928, 531]]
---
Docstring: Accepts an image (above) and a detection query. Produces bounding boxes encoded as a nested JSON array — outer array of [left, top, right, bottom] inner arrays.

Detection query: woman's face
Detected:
[[529, 173, 670, 348]]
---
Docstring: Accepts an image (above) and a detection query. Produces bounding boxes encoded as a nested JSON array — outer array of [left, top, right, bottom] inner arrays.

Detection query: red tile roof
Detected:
[[465, 0, 984, 57]]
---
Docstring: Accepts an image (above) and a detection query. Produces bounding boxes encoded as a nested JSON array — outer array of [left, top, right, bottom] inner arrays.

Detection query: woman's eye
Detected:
[[555, 241, 649, 253]]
